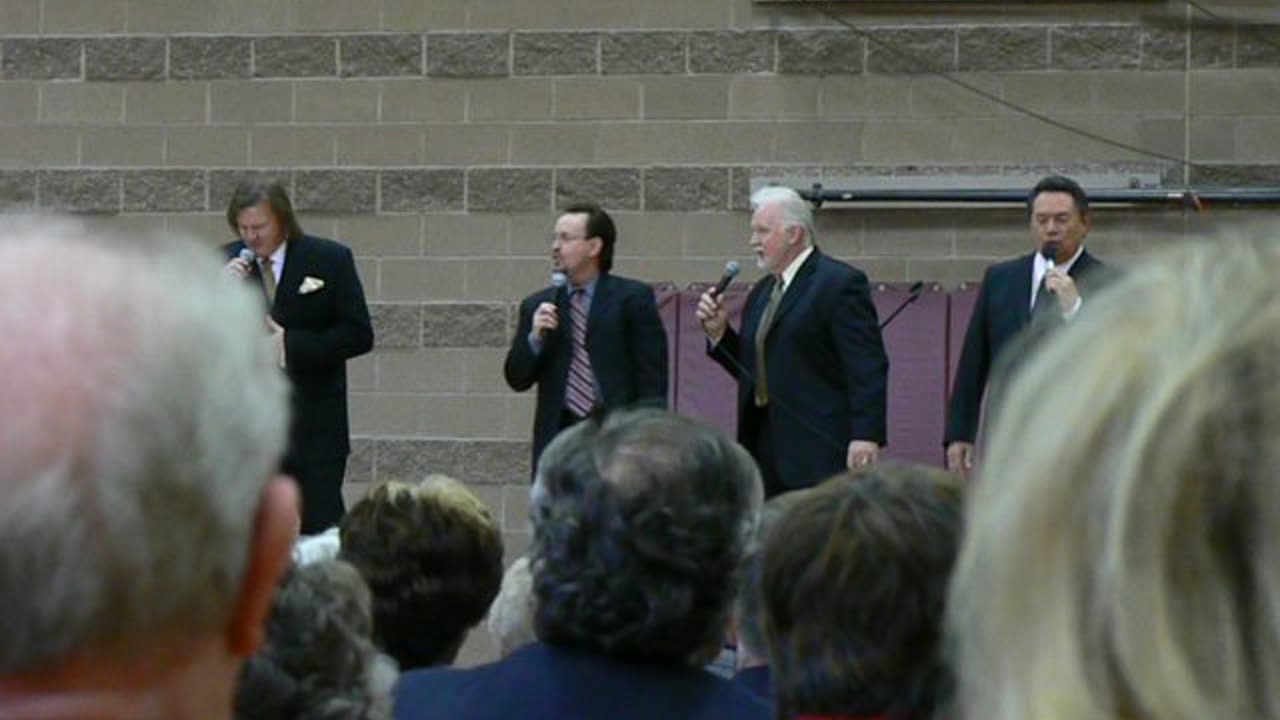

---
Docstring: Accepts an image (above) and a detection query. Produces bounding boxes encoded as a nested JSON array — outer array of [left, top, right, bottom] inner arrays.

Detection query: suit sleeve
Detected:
[[944, 270, 993, 445], [707, 326, 743, 380], [835, 270, 888, 444], [626, 284, 669, 407], [283, 245, 373, 371], [504, 295, 544, 392]]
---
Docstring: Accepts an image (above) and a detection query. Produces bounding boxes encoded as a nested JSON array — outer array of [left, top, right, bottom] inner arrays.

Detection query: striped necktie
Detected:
[[565, 288, 596, 417]]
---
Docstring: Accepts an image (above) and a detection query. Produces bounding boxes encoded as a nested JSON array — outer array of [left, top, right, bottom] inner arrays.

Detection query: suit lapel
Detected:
[[585, 274, 611, 347], [1012, 252, 1035, 326], [765, 248, 819, 338], [275, 236, 307, 314]]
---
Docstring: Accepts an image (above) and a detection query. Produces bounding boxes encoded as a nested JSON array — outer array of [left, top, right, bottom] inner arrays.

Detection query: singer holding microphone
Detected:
[[945, 175, 1110, 479], [222, 180, 374, 533], [697, 186, 888, 497], [504, 201, 668, 476]]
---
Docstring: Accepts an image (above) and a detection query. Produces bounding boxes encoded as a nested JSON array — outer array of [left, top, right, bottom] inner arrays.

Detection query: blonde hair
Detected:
[[949, 231, 1280, 720]]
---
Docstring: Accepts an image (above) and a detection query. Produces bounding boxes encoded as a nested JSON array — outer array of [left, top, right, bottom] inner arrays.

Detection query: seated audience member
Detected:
[[340, 475, 504, 670], [763, 465, 962, 720], [486, 556, 537, 658], [236, 560, 394, 720], [395, 409, 770, 720], [948, 235, 1280, 720], [732, 493, 804, 703], [0, 220, 297, 719]]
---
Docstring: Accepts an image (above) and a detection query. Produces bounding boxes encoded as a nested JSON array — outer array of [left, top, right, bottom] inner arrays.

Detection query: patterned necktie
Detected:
[[754, 279, 784, 407], [259, 257, 277, 304], [565, 288, 596, 418]]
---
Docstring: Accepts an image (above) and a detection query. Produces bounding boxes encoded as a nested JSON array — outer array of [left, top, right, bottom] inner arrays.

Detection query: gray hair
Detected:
[[486, 556, 536, 657], [949, 230, 1280, 720], [750, 186, 816, 247], [0, 217, 288, 672]]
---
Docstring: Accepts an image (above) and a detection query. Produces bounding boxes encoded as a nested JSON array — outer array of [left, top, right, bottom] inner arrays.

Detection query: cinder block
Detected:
[[125, 0, 210, 32], [38, 170, 121, 214], [295, 79, 379, 122], [1090, 71, 1185, 114], [463, 258, 548, 301], [468, 78, 553, 122], [0, 0, 40, 32], [3, 39, 82, 80], [859, 119, 951, 163], [377, 348, 468, 393], [290, 0, 381, 31], [166, 126, 250, 166], [370, 303, 422, 348], [601, 31, 686, 75], [819, 76, 911, 119], [294, 170, 377, 214], [379, 258, 467, 301], [382, 0, 468, 31], [643, 166, 729, 211], [910, 74, 1004, 117], [81, 127, 165, 166], [207, 0, 290, 33], [424, 124, 510, 165], [958, 26, 1048, 72], [552, 77, 641, 120], [337, 215, 424, 257], [862, 210, 957, 257], [1189, 69, 1280, 115], [40, 84, 122, 124], [682, 122, 775, 164], [210, 80, 293, 123], [778, 30, 863, 75], [729, 75, 819, 119], [42, 0, 126, 33], [468, 168, 552, 213], [513, 32, 598, 76], [423, 302, 509, 347], [169, 37, 250, 80], [427, 32, 510, 78], [866, 27, 957, 74], [467, 0, 644, 31], [85, 38, 166, 81], [336, 125, 424, 166], [683, 212, 750, 258], [340, 34, 423, 77], [0, 170, 36, 209], [122, 169, 207, 212], [424, 213, 508, 256], [643, 76, 729, 119], [380, 169, 466, 213], [555, 167, 641, 210], [250, 126, 336, 166], [0, 82, 38, 124], [254, 36, 337, 78], [509, 124, 600, 165], [381, 78, 467, 122], [1050, 25, 1141, 70], [689, 30, 773, 74], [347, 352, 375, 393], [124, 82, 207, 124], [462, 348, 512, 393], [609, 212, 682, 257]]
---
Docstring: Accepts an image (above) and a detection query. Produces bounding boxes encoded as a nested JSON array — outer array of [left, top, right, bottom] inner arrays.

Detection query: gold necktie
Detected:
[[754, 279, 784, 407], [259, 257, 277, 303]]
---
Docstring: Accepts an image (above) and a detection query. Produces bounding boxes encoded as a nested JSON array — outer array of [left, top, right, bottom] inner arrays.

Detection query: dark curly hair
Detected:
[[339, 475, 504, 670], [530, 408, 762, 665], [235, 560, 391, 720], [762, 464, 962, 720]]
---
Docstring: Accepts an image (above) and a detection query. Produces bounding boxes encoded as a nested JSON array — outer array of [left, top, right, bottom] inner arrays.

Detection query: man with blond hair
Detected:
[[0, 220, 297, 719]]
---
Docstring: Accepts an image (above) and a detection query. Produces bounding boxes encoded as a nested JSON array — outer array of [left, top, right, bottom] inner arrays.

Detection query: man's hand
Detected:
[[528, 302, 558, 344], [847, 440, 879, 469], [267, 315, 286, 368], [946, 441, 975, 480], [696, 289, 728, 344], [1044, 268, 1080, 314], [224, 255, 252, 279]]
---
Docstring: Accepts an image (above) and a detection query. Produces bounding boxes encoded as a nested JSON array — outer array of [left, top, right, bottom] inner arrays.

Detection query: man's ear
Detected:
[[226, 475, 299, 657], [587, 236, 603, 260]]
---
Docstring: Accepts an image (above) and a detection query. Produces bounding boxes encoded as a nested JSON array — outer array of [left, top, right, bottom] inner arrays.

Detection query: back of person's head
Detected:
[[763, 465, 962, 720], [531, 408, 763, 665], [0, 217, 290, 676], [236, 560, 393, 720], [950, 232, 1280, 720], [734, 492, 803, 667], [487, 556, 536, 657], [339, 475, 503, 670]]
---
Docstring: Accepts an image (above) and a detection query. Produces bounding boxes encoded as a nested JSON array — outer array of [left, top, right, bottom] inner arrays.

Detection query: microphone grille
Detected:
[[1040, 241, 1061, 262], [550, 271, 568, 288], [238, 248, 255, 264], [724, 260, 740, 276]]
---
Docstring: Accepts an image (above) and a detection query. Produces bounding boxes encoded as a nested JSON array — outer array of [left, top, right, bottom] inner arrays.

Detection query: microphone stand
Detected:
[[879, 282, 925, 331]]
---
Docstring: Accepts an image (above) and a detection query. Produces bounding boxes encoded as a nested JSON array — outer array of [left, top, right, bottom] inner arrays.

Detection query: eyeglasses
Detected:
[[550, 233, 589, 244]]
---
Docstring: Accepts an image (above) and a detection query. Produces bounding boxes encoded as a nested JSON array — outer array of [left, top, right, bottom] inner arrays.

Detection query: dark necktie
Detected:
[[1031, 273, 1056, 323], [754, 280, 784, 407], [565, 288, 596, 417], [259, 257, 277, 304]]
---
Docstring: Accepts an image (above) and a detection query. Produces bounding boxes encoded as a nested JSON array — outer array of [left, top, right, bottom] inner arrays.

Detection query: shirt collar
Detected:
[[777, 245, 815, 292], [1032, 243, 1084, 278]]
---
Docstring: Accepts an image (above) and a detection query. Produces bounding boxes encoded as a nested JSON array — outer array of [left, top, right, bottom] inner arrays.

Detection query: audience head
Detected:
[[531, 409, 763, 665], [0, 218, 295, 714], [733, 492, 803, 669], [340, 475, 503, 670], [763, 465, 962, 720], [486, 556, 537, 658], [950, 233, 1280, 720], [236, 560, 394, 720]]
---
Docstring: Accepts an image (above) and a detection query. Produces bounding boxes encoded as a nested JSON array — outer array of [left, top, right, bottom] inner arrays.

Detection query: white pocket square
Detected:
[[299, 276, 326, 295]]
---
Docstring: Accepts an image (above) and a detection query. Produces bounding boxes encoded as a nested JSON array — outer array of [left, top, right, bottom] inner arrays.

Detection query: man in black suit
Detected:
[[394, 409, 770, 720], [944, 175, 1107, 479], [223, 181, 373, 533], [697, 186, 888, 496], [504, 201, 668, 475]]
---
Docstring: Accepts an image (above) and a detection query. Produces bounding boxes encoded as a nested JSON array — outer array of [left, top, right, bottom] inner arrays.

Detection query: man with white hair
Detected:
[[0, 220, 298, 719], [697, 186, 888, 496]]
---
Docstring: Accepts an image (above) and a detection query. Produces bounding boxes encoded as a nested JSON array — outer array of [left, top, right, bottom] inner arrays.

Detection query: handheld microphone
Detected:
[[238, 248, 255, 265], [1041, 240, 1061, 271], [550, 271, 567, 290], [711, 260, 740, 297], [878, 281, 927, 331]]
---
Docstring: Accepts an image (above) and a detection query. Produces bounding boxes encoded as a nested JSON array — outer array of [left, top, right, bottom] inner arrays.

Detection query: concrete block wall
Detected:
[[3, 0, 1277, 663]]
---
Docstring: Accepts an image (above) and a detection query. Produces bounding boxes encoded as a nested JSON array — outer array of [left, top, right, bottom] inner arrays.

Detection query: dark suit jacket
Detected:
[[394, 642, 772, 720], [504, 273, 668, 472], [709, 249, 888, 491], [944, 248, 1105, 445], [224, 235, 374, 467]]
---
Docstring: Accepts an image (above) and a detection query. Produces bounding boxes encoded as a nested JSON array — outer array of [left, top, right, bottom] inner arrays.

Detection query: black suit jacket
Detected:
[[394, 642, 771, 720], [945, 248, 1105, 445], [710, 249, 888, 491], [224, 235, 374, 467], [504, 273, 668, 472]]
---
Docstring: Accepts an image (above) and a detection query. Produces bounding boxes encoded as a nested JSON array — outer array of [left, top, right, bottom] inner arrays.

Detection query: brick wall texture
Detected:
[[6, 0, 1277, 663]]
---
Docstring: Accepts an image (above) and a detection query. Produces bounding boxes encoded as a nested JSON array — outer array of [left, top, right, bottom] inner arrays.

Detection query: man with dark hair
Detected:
[[944, 174, 1108, 479], [504, 202, 669, 475], [763, 464, 962, 720], [394, 409, 770, 720], [339, 475, 504, 671], [223, 180, 374, 533]]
